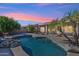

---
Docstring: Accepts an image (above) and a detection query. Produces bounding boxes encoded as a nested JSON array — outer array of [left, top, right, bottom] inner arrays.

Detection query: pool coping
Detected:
[[10, 46, 29, 56]]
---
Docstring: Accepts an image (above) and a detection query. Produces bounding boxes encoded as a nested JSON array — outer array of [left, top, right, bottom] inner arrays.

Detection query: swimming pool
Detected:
[[14, 35, 66, 56]]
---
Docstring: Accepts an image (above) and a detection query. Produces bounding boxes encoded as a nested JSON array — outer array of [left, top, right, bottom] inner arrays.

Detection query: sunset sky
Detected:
[[0, 3, 79, 26]]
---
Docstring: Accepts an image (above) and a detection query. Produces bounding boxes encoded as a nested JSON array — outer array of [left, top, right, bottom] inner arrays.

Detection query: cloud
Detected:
[[35, 3, 65, 7], [36, 3, 51, 6], [3, 13, 52, 23], [0, 6, 11, 9]]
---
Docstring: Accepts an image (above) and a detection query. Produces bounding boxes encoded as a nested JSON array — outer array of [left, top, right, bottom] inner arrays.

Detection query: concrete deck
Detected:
[[10, 46, 29, 56], [47, 34, 79, 56], [0, 48, 13, 56]]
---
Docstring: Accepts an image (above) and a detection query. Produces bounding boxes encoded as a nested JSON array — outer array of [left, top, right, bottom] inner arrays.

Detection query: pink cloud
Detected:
[[3, 13, 52, 23]]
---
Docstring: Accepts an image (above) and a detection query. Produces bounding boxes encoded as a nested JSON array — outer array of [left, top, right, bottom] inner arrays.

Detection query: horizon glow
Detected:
[[0, 3, 79, 26]]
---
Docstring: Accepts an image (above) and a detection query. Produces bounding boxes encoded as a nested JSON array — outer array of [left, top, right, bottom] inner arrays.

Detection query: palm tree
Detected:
[[48, 10, 79, 46], [62, 10, 79, 45]]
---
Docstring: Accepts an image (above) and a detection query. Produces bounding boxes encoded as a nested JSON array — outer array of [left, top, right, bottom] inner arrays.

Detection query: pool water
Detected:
[[15, 35, 66, 56]]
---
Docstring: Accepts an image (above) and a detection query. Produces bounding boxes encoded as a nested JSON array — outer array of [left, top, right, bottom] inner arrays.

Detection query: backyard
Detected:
[[0, 4, 79, 56]]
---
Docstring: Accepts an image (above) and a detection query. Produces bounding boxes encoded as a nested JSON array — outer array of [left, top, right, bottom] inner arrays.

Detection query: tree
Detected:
[[48, 19, 66, 34], [48, 10, 79, 46], [0, 16, 21, 34], [62, 10, 79, 45], [26, 25, 35, 33]]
